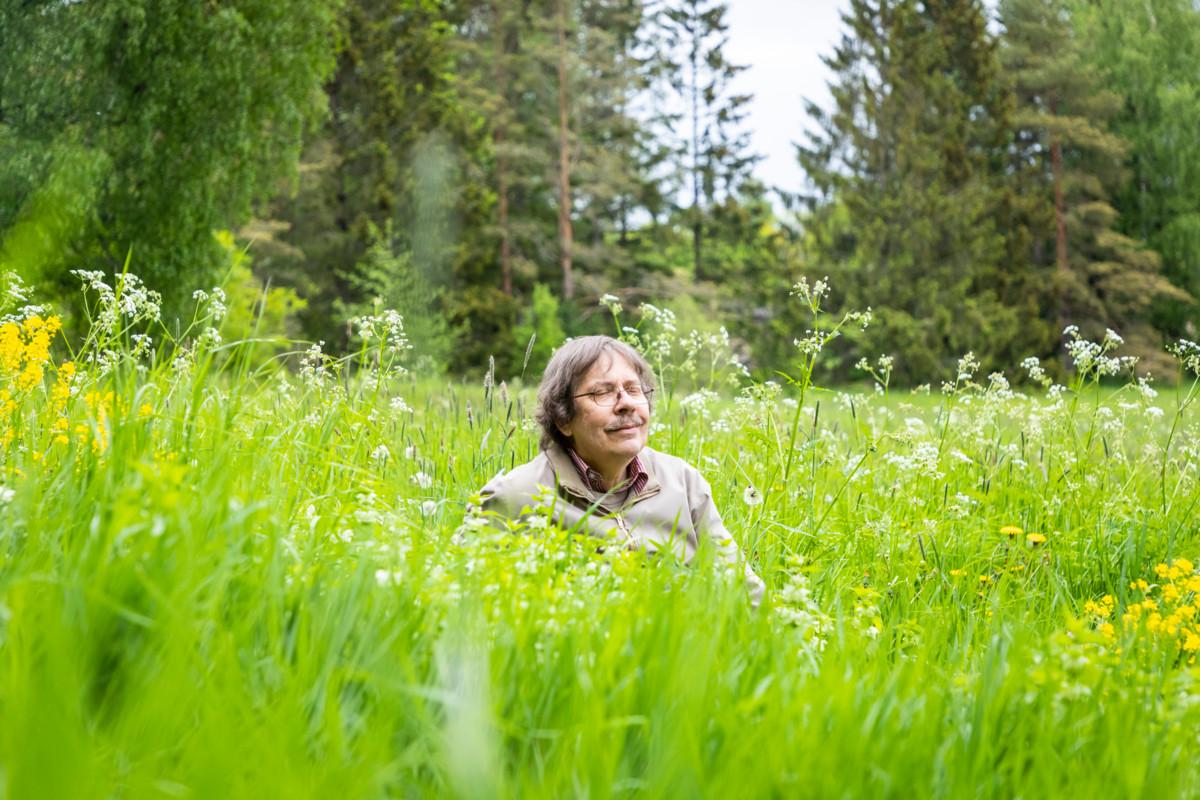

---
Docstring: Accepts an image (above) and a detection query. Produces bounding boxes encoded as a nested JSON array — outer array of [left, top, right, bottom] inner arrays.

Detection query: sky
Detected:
[[724, 0, 848, 199]]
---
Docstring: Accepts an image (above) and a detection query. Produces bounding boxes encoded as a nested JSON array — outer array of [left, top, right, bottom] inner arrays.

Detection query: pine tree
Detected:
[[1001, 0, 1191, 375], [799, 0, 1025, 382], [1071, 0, 1200, 334], [659, 0, 757, 282]]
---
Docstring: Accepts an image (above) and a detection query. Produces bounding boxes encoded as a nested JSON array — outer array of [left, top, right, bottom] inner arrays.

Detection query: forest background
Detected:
[[3, 0, 1200, 385]]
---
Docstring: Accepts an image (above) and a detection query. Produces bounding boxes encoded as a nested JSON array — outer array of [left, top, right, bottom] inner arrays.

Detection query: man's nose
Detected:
[[612, 387, 636, 411]]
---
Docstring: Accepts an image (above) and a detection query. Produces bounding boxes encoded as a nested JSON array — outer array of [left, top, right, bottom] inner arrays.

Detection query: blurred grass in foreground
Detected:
[[0, 271, 1199, 798]]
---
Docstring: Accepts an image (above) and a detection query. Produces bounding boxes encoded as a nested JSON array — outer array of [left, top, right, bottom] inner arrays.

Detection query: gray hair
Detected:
[[535, 335, 656, 451]]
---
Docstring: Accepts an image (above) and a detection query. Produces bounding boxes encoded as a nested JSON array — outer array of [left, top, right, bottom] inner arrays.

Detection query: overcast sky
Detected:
[[724, 0, 848, 199]]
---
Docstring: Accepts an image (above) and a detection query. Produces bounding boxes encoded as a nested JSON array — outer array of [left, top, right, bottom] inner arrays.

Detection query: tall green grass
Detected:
[[0, 274, 1198, 797]]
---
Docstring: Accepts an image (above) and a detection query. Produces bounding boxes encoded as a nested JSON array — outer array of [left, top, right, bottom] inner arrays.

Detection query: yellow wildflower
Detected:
[[1026, 532, 1046, 545], [1000, 525, 1023, 537], [0, 323, 21, 372]]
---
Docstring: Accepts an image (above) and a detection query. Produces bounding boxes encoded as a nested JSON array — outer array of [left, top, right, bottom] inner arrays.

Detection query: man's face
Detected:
[[558, 352, 650, 470]]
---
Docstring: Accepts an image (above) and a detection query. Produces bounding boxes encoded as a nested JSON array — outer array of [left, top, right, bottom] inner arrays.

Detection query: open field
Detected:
[[2, 279, 1200, 798]]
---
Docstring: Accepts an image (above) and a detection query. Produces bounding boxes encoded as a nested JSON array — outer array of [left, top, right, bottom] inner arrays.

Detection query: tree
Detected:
[[659, 0, 757, 282], [799, 0, 1026, 382], [1071, 0, 1200, 333], [0, 0, 340, 310], [1001, 0, 1191, 375]]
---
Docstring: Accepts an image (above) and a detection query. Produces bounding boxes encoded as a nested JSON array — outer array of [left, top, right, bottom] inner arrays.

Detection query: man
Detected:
[[478, 335, 765, 607]]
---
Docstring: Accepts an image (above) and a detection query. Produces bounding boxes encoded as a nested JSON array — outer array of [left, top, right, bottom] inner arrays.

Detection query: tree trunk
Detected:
[[494, 1, 513, 296], [496, 130, 513, 297], [556, 0, 574, 300], [1051, 133, 1068, 329], [689, 2, 703, 281]]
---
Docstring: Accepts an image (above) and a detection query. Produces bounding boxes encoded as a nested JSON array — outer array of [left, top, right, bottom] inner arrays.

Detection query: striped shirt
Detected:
[[566, 448, 649, 497]]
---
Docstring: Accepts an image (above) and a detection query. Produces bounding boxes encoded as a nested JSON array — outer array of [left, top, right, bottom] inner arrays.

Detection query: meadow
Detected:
[[1, 271, 1199, 798]]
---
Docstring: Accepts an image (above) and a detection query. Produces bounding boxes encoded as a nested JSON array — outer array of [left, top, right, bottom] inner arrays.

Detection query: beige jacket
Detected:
[[478, 443, 765, 606]]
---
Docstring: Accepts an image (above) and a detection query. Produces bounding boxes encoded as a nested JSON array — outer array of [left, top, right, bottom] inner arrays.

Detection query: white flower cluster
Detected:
[[774, 556, 832, 663], [882, 441, 943, 481], [680, 389, 719, 419], [635, 303, 677, 363], [791, 276, 831, 308], [1064, 325, 1137, 377], [1021, 356, 1048, 386], [72, 269, 162, 335], [299, 341, 330, 387], [192, 287, 227, 322], [352, 309, 411, 358], [598, 293, 622, 315], [1169, 338, 1200, 376], [793, 328, 839, 356]]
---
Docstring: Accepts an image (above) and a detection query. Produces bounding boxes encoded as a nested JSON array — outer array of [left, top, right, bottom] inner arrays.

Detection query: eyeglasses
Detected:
[[573, 384, 654, 407]]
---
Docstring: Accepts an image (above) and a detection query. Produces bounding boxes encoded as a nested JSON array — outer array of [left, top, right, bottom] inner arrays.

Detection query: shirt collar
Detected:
[[566, 447, 649, 497]]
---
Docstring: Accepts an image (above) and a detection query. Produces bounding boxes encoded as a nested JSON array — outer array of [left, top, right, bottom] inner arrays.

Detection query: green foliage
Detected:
[[338, 225, 456, 375], [1002, 0, 1192, 377], [213, 232, 307, 356], [511, 284, 566, 379], [0, 0, 341, 313], [800, 0, 1030, 383], [1070, 0, 1200, 331], [5, 277, 1200, 795]]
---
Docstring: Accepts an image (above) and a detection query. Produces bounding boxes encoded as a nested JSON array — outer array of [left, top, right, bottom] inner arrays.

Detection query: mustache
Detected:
[[605, 414, 645, 431]]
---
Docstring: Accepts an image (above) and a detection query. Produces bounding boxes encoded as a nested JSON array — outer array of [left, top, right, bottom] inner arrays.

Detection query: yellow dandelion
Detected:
[[1000, 525, 1023, 537], [1026, 532, 1047, 545]]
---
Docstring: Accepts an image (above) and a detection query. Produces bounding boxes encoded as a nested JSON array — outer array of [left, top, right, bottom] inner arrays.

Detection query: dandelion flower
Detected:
[[1000, 525, 1023, 537], [743, 485, 763, 506], [1026, 532, 1047, 545]]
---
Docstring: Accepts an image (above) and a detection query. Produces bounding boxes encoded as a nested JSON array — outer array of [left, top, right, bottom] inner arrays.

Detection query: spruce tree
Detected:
[[799, 0, 1023, 382], [659, 0, 757, 282], [1071, 0, 1200, 334], [1001, 0, 1191, 375]]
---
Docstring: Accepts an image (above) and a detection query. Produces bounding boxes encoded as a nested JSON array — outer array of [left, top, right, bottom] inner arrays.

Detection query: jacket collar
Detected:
[[544, 441, 662, 507]]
